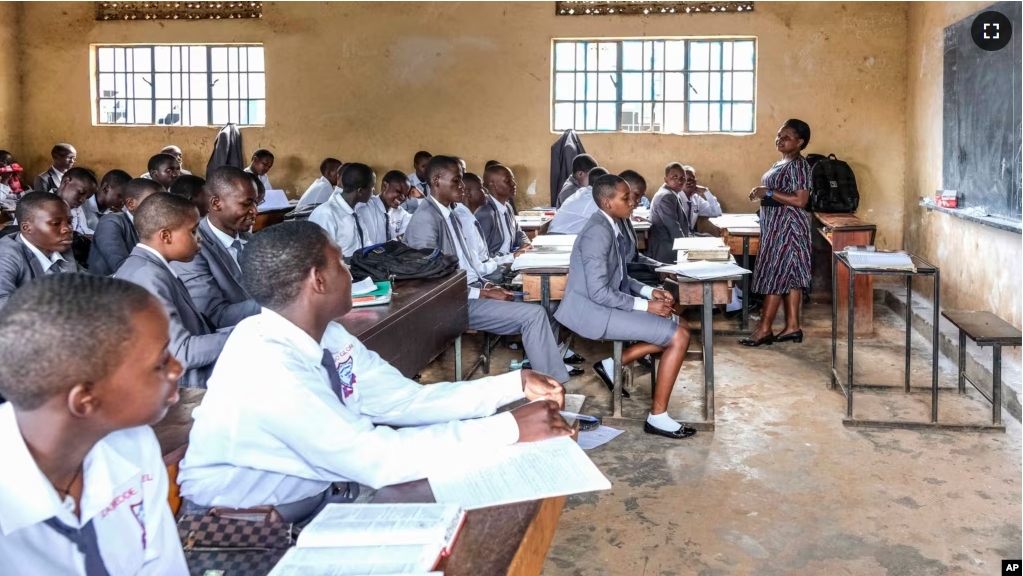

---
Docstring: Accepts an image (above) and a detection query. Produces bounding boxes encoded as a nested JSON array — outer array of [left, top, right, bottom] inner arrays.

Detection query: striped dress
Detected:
[[752, 157, 812, 295]]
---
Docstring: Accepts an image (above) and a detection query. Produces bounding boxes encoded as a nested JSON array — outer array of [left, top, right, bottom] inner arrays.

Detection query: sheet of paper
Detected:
[[709, 213, 760, 229], [511, 251, 571, 270], [258, 189, 292, 211], [267, 545, 437, 576], [578, 426, 625, 450], [656, 260, 751, 280], [531, 234, 578, 248], [298, 503, 463, 549], [844, 250, 916, 271], [428, 436, 611, 510], [631, 220, 652, 230], [351, 277, 377, 296], [671, 237, 727, 251]]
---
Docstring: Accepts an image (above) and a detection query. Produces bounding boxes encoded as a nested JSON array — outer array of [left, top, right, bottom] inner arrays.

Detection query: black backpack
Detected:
[[806, 153, 859, 213], [349, 240, 460, 282]]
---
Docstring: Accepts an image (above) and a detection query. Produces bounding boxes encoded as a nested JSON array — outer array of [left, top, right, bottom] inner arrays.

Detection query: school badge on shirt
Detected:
[[130, 499, 147, 550], [332, 353, 357, 399]]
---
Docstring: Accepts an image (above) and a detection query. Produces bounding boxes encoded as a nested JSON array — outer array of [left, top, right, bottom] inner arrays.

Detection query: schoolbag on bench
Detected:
[[350, 240, 460, 282], [806, 153, 859, 213]]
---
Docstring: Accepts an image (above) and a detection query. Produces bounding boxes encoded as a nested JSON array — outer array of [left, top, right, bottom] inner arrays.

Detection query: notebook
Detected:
[[352, 281, 393, 307]]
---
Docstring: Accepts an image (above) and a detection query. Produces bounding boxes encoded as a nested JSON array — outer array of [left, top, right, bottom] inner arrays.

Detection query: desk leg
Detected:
[[541, 275, 560, 334], [905, 276, 912, 394], [846, 268, 855, 419], [931, 271, 940, 423], [741, 237, 750, 332], [455, 335, 463, 381], [993, 345, 1003, 425], [830, 252, 838, 390], [703, 282, 714, 422], [957, 331, 967, 394], [613, 341, 623, 419]]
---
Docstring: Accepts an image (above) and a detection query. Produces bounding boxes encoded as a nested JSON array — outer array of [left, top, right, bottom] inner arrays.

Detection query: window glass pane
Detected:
[[582, 72, 596, 100], [653, 41, 664, 71], [239, 47, 248, 72], [597, 102, 616, 130], [555, 72, 574, 100], [709, 72, 722, 101], [133, 74, 152, 99], [733, 71, 754, 101], [155, 73, 170, 98], [114, 48, 126, 72], [555, 43, 575, 71], [598, 42, 617, 71], [665, 72, 685, 100], [734, 41, 754, 70], [689, 103, 709, 131], [211, 73, 228, 99], [189, 73, 207, 99], [98, 48, 114, 71], [155, 46, 171, 71], [171, 74, 181, 99], [585, 43, 597, 71], [98, 74, 115, 97], [641, 102, 653, 131], [711, 42, 722, 71], [575, 43, 586, 72], [239, 73, 249, 98], [114, 74, 126, 98], [574, 103, 586, 130], [690, 41, 710, 71], [651, 72, 663, 100], [708, 103, 721, 131], [554, 102, 574, 130], [133, 48, 151, 72], [721, 103, 732, 131], [98, 99, 116, 123], [211, 47, 228, 72], [642, 41, 653, 71], [155, 100, 173, 124], [733, 103, 753, 132], [621, 102, 641, 131], [665, 41, 684, 70], [584, 102, 597, 131], [597, 72, 616, 101], [575, 74, 587, 102], [212, 100, 229, 124], [171, 47, 182, 72], [689, 72, 709, 101], [651, 102, 664, 132], [723, 72, 732, 100], [251, 100, 266, 125], [664, 102, 684, 134], [190, 46, 207, 71], [622, 41, 642, 70], [622, 72, 642, 101], [228, 47, 239, 72], [723, 42, 734, 71], [228, 74, 239, 99], [189, 100, 208, 126], [248, 47, 264, 71]]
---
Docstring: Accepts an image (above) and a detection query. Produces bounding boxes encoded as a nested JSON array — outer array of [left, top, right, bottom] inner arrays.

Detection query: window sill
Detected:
[[549, 129, 755, 136], [919, 199, 1022, 234], [92, 124, 265, 128]]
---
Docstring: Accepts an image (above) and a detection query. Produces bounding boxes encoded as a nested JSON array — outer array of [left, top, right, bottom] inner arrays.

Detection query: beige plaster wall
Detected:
[[0, 2, 22, 154]]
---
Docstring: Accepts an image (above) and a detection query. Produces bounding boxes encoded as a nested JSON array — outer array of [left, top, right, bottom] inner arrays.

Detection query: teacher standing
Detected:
[[740, 119, 813, 347]]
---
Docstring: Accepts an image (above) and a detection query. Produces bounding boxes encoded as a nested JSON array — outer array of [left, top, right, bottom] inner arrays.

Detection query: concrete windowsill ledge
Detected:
[[919, 200, 1023, 234]]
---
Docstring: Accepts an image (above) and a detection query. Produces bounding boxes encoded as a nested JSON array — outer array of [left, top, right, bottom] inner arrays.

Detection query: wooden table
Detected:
[[373, 480, 565, 576], [812, 213, 877, 335], [253, 206, 293, 232], [518, 218, 551, 240], [942, 311, 1021, 427]]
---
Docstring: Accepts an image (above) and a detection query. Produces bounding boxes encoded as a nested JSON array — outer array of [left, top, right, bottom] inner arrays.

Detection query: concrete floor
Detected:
[[422, 302, 1022, 575]]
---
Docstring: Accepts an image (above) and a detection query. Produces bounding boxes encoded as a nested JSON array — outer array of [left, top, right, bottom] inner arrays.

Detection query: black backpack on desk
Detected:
[[806, 153, 859, 213], [349, 240, 460, 282]]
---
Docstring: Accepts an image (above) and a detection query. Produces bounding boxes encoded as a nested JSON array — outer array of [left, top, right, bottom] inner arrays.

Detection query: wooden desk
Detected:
[[373, 480, 565, 576], [252, 206, 292, 232], [812, 213, 877, 335], [518, 218, 551, 240], [632, 220, 651, 250]]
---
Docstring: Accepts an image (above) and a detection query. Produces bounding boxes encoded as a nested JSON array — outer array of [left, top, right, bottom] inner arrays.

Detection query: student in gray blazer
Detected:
[[476, 165, 531, 258], [32, 143, 76, 192], [0, 192, 80, 308], [554, 175, 695, 440], [88, 178, 163, 276], [405, 156, 570, 384], [172, 167, 261, 328], [114, 193, 230, 388]]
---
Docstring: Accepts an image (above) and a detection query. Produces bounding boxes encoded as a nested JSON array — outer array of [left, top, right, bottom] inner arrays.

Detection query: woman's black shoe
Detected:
[[775, 330, 804, 343], [739, 333, 775, 347], [593, 362, 630, 398], [564, 353, 586, 365], [567, 366, 585, 377]]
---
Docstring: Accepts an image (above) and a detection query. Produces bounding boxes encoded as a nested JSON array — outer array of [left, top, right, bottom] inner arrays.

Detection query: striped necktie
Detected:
[[45, 517, 110, 576]]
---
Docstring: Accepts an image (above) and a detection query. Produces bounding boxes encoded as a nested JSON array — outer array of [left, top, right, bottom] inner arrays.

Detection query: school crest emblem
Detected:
[[334, 355, 356, 399], [130, 500, 147, 549]]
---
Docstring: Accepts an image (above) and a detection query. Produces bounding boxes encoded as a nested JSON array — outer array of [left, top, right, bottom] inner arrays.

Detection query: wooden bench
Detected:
[[941, 311, 1022, 425]]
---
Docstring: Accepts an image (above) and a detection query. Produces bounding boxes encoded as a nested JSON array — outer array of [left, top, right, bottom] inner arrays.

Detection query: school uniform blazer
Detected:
[[554, 212, 648, 340], [403, 197, 459, 257], [620, 217, 663, 266], [648, 186, 690, 264], [474, 196, 529, 256], [31, 167, 60, 192], [171, 219, 260, 328], [0, 234, 79, 309], [115, 247, 230, 388], [88, 212, 139, 276]]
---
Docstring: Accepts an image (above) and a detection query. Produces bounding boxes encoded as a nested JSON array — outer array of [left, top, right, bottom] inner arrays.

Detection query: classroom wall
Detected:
[[904, 1, 1022, 332], [16, 1, 907, 247], [0, 2, 22, 154]]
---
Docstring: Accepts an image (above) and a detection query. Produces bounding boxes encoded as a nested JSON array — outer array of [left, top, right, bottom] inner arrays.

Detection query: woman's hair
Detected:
[[783, 119, 811, 150]]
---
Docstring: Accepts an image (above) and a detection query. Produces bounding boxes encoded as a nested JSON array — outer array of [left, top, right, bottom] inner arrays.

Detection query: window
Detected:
[[551, 38, 756, 134], [94, 44, 266, 126]]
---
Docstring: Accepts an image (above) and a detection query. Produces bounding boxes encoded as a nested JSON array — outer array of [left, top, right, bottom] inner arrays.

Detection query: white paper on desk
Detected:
[[656, 260, 751, 280], [511, 251, 571, 270], [531, 234, 577, 248], [258, 189, 291, 211], [427, 436, 611, 510], [351, 277, 377, 296], [631, 220, 652, 231], [709, 214, 760, 228], [632, 207, 651, 220], [844, 250, 916, 271], [297, 503, 464, 549], [267, 545, 437, 576], [578, 426, 625, 450], [672, 237, 727, 251]]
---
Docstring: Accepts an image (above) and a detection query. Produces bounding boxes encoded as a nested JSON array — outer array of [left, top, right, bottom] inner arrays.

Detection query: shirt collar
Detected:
[[491, 197, 509, 214], [137, 244, 178, 278], [429, 195, 452, 218], [256, 307, 332, 366], [125, 210, 135, 225], [19, 234, 65, 271], [205, 216, 242, 251], [51, 166, 65, 182], [332, 189, 356, 215], [598, 210, 621, 237]]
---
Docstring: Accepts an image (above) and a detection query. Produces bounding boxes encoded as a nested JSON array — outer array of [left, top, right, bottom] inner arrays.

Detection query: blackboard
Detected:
[[942, 1, 1022, 219]]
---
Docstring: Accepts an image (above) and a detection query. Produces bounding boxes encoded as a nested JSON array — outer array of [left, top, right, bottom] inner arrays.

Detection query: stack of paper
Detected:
[[844, 250, 916, 271], [672, 237, 727, 251], [531, 234, 577, 249], [656, 260, 751, 280], [632, 207, 652, 220], [709, 213, 760, 229], [258, 189, 292, 212]]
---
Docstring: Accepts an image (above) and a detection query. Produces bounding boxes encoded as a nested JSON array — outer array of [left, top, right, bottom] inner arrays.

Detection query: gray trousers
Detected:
[[468, 298, 570, 383]]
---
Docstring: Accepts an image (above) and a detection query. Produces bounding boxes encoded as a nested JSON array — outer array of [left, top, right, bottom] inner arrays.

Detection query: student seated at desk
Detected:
[[405, 156, 571, 383], [145, 153, 182, 191], [0, 274, 188, 575], [648, 162, 718, 263], [172, 166, 261, 328], [114, 193, 231, 388], [0, 192, 79, 308], [556, 153, 598, 208], [682, 165, 722, 218], [357, 169, 411, 244], [309, 162, 374, 258], [547, 166, 608, 235], [55, 167, 99, 237], [177, 221, 571, 518], [169, 174, 211, 218], [402, 150, 432, 214], [32, 143, 76, 193], [88, 178, 162, 276], [477, 164, 531, 259], [297, 157, 343, 209], [244, 148, 275, 192], [83, 169, 129, 231], [141, 145, 192, 178], [618, 170, 664, 284], [555, 175, 696, 439]]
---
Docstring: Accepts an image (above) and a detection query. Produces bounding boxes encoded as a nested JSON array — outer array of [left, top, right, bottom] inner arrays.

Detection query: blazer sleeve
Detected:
[[579, 227, 637, 312], [474, 208, 500, 256], [92, 217, 133, 274], [513, 220, 530, 249], [140, 269, 229, 369], [403, 212, 440, 251], [652, 193, 686, 239], [0, 248, 26, 309], [173, 254, 258, 329]]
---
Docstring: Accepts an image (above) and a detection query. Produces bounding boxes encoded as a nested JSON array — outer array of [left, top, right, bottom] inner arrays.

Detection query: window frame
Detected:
[[92, 43, 266, 128], [550, 37, 758, 135]]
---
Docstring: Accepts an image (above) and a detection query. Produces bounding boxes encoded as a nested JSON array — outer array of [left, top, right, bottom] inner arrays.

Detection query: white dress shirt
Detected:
[[598, 210, 654, 311], [82, 195, 114, 231], [454, 203, 503, 276], [549, 186, 599, 235], [136, 244, 178, 278], [491, 198, 514, 254], [431, 197, 493, 299], [0, 404, 188, 576], [69, 204, 93, 236], [243, 167, 272, 192], [407, 173, 429, 196], [178, 308, 525, 507], [205, 217, 245, 266], [308, 190, 367, 258], [20, 234, 66, 273], [296, 176, 335, 209], [678, 187, 723, 232], [356, 195, 411, 245]]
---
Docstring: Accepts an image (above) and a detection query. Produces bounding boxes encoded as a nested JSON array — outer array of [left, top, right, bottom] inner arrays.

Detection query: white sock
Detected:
[[563, 348, 576, 359], [647, 411, 682, 432], [564, 364, 575, 371], [600, 358, 615, 377]]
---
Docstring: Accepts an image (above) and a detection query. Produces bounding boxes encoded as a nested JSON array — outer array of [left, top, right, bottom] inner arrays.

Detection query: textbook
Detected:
[[843, 249, 916, 272], [267, 503, 466, 576], [351, 281, 392, 307]]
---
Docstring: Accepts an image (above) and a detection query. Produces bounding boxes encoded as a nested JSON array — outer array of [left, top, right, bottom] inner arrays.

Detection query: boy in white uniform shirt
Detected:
[[548, 166, 608, 235], [296, 157, 342, 209], [243, 149, 275, 192], [178, 221, 570, 521], [356, 170, 412, 244], [309, 162, 374, 258], [0, 273, 187, 575]]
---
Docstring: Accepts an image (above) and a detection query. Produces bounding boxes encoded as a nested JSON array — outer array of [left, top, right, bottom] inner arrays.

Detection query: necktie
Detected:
[[320, 349, 348, 405], [352, 211, 365, 251], [382, 206, 392, 242], [448, 213, 483, 280], [230, 239, 244, 255], [49, 259, 69, 274], [614, 232, 630, 293], [502, 206, 516, 249], [45, 517, 110, 576]]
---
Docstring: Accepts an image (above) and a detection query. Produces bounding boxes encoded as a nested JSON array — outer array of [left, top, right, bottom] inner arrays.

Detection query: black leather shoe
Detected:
[[739, 333, 775, 347], [567, 366, 584, 377], [593, 361, 630, 398], [636, 354, 653, 370], [775, 330, 804, 343], [564, 353, 586, 365], [644, 422, 697, 439]]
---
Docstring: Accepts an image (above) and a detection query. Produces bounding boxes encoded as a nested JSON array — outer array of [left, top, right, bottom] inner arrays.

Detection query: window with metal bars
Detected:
[[94, 44, 266, 126], [551, 38, 756, 134]]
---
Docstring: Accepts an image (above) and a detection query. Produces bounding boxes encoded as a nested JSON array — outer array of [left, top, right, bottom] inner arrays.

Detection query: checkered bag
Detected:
[[178, 507, 296, 576]]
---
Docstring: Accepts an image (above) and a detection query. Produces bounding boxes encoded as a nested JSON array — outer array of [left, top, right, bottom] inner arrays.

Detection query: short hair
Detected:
[[681, 165, 695, 173], [587, 167, 609, 183], [0, 150, 12, 164], [15, 191, 64, 223], [340, 163, 374, 191], [101, 169, 132, 189], [124, 178, 164, 201], [484, 160, 501, 169], [783, 118, 812, 150], [206, 166, 254, 198], [483, 163, 509, 184], [160, 145, 182, 155], [618, 170, 647, 188], [169, 174, 206, 200], [0, 274, 156, 410], [319, 157, 342, 175], [51, 143, 74, 157], [240, 221, 332, 310], [591, 174, 625, 204], [413, 150, 433, 164], [425, 155, 460, 185], [464, 172, 483, 187], [252, 148, 274, 160], [133, 192, 197, 239], [148, 153, 178, 172], [382, 170, 408, 185], [63, 166, 97, 185], [664, 162, 685, 175], [572, 154, 598, 174]]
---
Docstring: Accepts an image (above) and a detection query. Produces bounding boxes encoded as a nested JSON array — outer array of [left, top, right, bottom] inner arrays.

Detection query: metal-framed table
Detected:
[[723, 227, 760, 333], [941, 311, 1020, 428]]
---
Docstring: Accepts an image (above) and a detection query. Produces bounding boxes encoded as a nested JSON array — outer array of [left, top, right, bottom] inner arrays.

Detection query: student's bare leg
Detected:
[[780, 289, 802, 335], [752, 293, 783, 339], [650, 325, 690, 414]]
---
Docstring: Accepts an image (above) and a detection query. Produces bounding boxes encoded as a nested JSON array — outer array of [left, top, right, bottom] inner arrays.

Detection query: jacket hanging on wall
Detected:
[[549, 130, 586, 207], [206, 123, 244, 178]]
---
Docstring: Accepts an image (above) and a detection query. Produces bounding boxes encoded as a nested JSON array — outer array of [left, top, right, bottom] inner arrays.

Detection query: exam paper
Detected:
[[298, 503, 463, 549], [709, 214, 760, 229], [511, 252, 571, 270], [267, 545, 437, 576], [258, 189, 292, 211], [578, 426, 625, 450], [428, 436, 611, 510], [671, 237, 727, 251], [351, 277, 377, 296], [531, 234, 578, 248], [657, 260, 751, 280]]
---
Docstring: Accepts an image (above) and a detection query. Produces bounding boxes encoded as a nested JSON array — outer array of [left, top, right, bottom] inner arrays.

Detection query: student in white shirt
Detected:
[[32, 143, 76, 192], [548, 166, 608, 235], [83, 169, 130, 231], [297, 158, 343, 209], [402, 150, 432, 213], [177, 221, 570, 518], [682, 165, 723, 220], [243, 148, 275, 192], [309, 162, 373, 258], [0, 273, 188, 575], [356, 169, 411, 244], [54, 167, 99, 236]]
